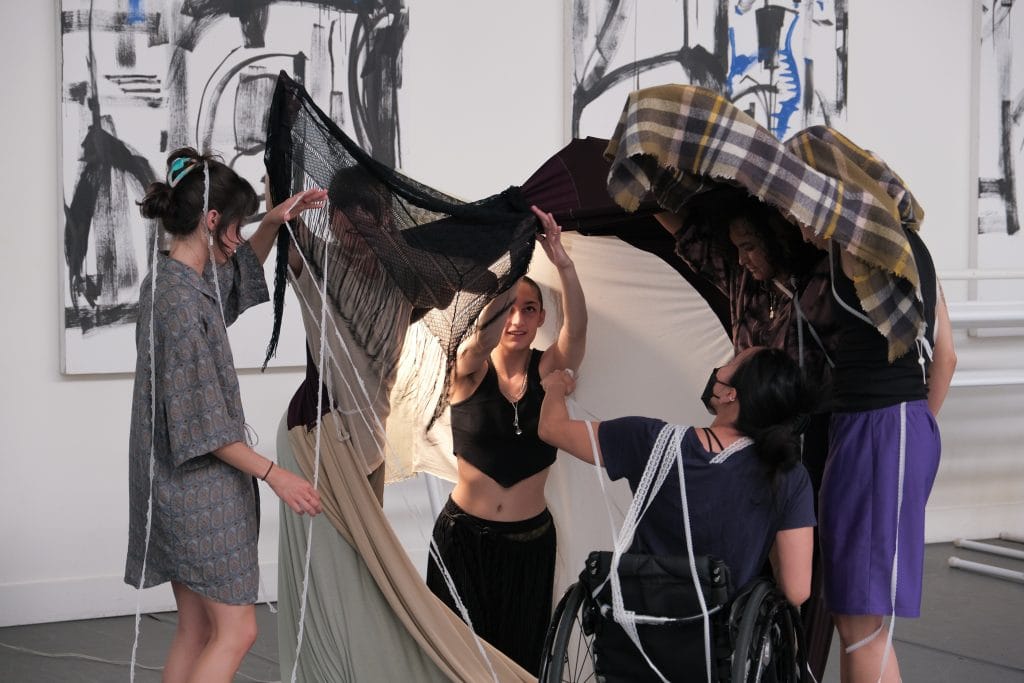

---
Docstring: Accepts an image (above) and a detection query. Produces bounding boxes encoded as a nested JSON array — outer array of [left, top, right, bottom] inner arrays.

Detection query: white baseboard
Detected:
[[925, 501, 1024, 544], [0, 563, 278, 627]]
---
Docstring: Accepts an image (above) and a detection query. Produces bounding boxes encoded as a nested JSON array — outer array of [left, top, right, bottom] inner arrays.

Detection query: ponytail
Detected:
[[729, 348, 815, 487]]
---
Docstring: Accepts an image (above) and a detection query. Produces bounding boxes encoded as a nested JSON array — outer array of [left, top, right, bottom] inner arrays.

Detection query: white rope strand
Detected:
[[878, 402, 908, 682], [203, 161, 228, 329], [288, 231, 332, 683], [672, 431, 713, 683], [129, 222, 161, 683], [426, 540, 499, 683]]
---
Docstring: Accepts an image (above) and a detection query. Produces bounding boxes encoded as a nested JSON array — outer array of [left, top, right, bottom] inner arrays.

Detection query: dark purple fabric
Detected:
[[286, 347, 335, 432], [519, 138, 731, 333], [597, 416, 815, 591], [820, 401, 940, 617]]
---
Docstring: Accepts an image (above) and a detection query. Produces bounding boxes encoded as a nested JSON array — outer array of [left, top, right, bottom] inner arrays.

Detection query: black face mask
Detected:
[[700, 368, 730, 415]]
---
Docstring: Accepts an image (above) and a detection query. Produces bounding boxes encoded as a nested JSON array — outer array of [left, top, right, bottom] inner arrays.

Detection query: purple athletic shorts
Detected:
[[819, 400, 940, 617]]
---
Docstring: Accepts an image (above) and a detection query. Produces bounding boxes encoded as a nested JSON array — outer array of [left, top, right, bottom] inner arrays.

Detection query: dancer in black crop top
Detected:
[[426, 207, 588, 674]]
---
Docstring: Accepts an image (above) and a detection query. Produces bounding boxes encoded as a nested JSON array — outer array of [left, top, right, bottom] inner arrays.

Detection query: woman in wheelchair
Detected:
[[538, 346, 816, 682]]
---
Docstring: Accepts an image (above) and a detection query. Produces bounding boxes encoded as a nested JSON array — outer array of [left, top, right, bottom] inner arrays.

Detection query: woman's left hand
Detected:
[[532, 205, 573, 269], [541, 368, 576, 396], [267, 188, 328, 226]]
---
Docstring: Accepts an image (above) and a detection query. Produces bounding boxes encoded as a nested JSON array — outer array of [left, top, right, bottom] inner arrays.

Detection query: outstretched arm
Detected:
[[927, 280, 957, 416], [538, 370, 600, 463], [654, 210, 685, 235], [250, 188, 328, 265], [533, 206, 588, 376], [449, 288, 516, 400]]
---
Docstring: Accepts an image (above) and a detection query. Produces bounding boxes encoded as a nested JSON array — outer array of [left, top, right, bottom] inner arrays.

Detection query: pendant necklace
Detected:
[[503, 357, 530, 436]]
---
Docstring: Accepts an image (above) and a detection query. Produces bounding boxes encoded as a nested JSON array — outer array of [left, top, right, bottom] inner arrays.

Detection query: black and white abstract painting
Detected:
[[60, 0, 407, 373], [977, 0, 1022, 257], [569, 0, 848, 141]]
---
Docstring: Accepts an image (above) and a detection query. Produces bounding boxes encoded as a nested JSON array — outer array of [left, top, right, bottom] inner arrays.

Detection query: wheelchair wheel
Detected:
[[539, 582, 597, 683], [730, 580, 808, 683]]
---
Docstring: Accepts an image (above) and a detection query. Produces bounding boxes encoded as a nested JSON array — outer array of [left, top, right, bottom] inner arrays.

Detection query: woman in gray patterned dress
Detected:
[[126, 148, 326, 682]]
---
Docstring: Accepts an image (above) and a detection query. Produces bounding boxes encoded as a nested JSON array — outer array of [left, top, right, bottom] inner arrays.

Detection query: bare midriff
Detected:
[[450, 457, 549, 522]]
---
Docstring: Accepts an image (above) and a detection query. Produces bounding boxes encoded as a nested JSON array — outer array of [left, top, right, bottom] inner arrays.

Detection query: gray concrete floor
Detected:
[[1, 541, 1021, 682]]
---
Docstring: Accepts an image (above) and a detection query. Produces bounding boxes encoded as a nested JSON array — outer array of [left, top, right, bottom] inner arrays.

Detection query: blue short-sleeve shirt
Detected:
[[598, 416, 815, 591]]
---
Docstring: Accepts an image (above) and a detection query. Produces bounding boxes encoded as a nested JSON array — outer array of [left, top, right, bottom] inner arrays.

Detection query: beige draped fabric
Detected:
[[277, 418, 533, 682]]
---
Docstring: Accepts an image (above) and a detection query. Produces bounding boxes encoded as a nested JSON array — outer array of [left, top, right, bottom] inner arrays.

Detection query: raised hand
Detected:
[[531, 205, 573, 269], [267, 188, 328, 226]]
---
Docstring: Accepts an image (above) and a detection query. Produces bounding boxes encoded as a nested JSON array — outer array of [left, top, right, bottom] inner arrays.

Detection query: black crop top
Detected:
[[450, 349, 558, 488], [829, 230, 937, 412]]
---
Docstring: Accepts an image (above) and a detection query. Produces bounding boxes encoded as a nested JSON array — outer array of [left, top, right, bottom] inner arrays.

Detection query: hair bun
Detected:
[[138, 182, 174, 219]]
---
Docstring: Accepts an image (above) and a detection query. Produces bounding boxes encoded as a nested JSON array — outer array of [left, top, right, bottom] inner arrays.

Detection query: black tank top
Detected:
[[450, 349, 558, 488], [829, 230, 937, 411]]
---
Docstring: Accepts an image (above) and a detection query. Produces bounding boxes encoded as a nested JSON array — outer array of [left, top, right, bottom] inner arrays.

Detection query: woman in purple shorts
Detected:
[[817, 229, 956, 682]]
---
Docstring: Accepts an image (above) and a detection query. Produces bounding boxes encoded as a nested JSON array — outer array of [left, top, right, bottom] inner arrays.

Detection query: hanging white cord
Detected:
[[600, 424, 749, 683], [828, 242, 875, 328], [672, 430, 714, 683], [605, 424, 688, 683], [877, 402, 908, 682], [202, 162, 229, 329], [573, 397, 618, 542], [426, 541, 500, 683], [288, 232, 332, 683], [282, 220, 387, 439], [129, 219, 162, 683]]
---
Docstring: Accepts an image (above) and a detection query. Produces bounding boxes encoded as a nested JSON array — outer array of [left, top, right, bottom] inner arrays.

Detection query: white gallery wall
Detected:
[[1, 0, 1020, 627]]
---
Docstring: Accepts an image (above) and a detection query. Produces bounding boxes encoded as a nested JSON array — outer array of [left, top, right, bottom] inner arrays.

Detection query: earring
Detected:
[[207, 231, 214, 249]]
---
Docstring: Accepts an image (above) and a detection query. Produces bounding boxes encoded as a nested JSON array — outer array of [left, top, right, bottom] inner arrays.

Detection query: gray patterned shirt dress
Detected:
[[125, 243, 269, 605]]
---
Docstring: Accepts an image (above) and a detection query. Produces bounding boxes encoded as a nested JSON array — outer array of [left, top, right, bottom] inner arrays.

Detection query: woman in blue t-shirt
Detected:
[[538, 346, 816, 603]]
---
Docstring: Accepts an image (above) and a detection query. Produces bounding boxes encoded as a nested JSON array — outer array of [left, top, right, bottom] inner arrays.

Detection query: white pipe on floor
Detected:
[[953, 538, 1024, 560], [998, 532, 1024, 545], [948, 557, 1024, 584]]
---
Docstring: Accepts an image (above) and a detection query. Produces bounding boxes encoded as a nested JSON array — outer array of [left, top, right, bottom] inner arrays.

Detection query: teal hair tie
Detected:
[[168, 157, 199, 187]]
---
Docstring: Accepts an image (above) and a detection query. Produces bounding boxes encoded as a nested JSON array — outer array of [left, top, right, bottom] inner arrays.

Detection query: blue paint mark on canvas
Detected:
[[726, 27, 758, 99], [771, 14, 802, 137], [127, 0, 145, 25]]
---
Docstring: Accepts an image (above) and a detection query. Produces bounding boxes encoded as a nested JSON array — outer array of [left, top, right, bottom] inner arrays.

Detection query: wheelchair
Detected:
[[538, 551, 808, 682]]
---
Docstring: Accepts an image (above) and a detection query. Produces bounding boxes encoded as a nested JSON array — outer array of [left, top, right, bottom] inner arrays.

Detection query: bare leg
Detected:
[[186, 595, 258, 683], [163, 582, 211, 683], [834, 614, 901, 683]]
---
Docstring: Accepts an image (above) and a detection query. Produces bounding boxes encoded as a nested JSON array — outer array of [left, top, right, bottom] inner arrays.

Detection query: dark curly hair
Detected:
[[680, 186, 822, 280]]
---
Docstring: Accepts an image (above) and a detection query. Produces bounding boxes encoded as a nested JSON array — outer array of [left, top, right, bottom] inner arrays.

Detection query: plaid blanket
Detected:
[[605, 84, 926, 361]]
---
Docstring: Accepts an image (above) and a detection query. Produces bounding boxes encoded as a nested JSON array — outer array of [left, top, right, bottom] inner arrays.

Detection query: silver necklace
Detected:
[[502, 358, 530, 436]]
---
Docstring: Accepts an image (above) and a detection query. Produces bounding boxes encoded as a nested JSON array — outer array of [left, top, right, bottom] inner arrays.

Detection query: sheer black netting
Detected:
[[263, 71, 537, 423]]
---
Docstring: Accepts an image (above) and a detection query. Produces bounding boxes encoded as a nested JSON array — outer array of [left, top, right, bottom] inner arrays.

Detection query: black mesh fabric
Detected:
[[263, 72, 537, 422]]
